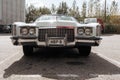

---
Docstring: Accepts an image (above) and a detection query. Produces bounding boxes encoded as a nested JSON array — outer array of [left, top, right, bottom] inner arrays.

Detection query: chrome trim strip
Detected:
[[18, 39, 37, 43], [76, 40, 95, 43], [66, 42, 75, 46], [37, 42, 46, 46]]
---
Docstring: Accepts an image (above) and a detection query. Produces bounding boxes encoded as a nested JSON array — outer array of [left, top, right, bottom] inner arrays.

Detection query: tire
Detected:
[[78, 46, 91, 56], [23, 46, 33, 56]]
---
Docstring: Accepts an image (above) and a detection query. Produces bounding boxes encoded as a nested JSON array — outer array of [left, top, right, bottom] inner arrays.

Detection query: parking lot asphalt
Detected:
[[0, 34, 120, 80]]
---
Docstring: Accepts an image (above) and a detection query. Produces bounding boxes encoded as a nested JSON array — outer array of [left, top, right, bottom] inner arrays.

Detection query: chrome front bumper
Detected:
[[75, 36, 102, 46], [11, 36, 102, 47]]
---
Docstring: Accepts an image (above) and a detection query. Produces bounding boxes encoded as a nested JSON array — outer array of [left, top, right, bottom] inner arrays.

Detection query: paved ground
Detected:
[[0, 34, 120, 80]]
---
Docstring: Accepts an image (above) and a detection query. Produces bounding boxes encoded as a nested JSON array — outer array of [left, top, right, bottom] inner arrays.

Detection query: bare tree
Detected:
[[110, 0, 118, 15], [81, 1, 87, 18]]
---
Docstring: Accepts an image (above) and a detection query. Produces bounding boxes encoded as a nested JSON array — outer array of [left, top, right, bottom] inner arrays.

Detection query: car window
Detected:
[[35, 15, 78, 22], [35, 16, 56, 21], [57, 16, 73, 21]]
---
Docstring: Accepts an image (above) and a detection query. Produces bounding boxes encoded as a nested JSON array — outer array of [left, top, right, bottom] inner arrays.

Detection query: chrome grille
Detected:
[[38, 28, 74, 42]]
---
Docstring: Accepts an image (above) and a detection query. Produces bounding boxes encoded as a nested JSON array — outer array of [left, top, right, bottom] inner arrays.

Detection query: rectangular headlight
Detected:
[[77, 27, 93, 36], [20, 27, 36, 35]]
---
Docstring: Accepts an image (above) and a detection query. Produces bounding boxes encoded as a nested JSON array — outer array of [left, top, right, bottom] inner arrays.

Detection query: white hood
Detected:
[[35, 20, 77, 27]]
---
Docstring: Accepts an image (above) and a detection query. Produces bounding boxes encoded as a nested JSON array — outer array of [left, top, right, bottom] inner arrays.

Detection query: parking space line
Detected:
[[0, 51, 20, 65], [97, 53, 120, 68]]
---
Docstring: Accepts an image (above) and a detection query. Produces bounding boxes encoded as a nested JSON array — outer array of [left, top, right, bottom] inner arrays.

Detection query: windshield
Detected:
[[35, 15, 56, 21], [35, 15, 78, 22], [57, 16, 73, 21]]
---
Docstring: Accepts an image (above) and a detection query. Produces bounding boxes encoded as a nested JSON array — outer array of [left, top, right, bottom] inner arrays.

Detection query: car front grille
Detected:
[[38, 28, 74, 42]]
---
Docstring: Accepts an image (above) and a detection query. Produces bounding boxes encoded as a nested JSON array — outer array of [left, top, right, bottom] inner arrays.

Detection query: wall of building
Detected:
[[0, 0, 2, 23], [0, 0, 25, 25]]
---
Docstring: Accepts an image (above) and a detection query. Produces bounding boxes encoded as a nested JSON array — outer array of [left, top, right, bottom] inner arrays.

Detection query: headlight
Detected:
[[20, 28, 28, 35], [29, 28, 36, 35], [85, 28, 92, 35], [77, 28, 84, 35]]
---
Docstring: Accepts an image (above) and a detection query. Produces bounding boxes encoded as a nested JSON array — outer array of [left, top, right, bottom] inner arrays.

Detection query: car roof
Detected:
[[42, 14, 71, 17]]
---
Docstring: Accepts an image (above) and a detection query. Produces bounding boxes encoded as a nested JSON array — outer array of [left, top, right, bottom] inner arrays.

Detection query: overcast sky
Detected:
[[26, 0, 120, 12]]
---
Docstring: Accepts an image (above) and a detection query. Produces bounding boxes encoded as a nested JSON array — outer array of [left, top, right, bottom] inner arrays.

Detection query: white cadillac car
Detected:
[[11, 14, 102, 56]]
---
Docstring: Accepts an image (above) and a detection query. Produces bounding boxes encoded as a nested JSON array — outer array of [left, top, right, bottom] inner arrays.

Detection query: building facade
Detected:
[[0, 0, 25, 26], [0, 0, 2, 23]]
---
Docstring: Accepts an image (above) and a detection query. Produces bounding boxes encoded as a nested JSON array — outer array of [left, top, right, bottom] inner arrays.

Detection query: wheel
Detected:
[[78, 46, 91, 56], [23, 46, 33, 56]]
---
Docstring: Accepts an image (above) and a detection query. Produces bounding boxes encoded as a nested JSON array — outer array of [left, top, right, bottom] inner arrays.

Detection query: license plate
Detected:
[[48, 38, 64, 46]]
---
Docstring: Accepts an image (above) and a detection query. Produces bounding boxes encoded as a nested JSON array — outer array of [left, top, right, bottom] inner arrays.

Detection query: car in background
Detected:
[[84, 18, 104, 32], [11, 14, 102, 57], [2, 25, 11, 33]]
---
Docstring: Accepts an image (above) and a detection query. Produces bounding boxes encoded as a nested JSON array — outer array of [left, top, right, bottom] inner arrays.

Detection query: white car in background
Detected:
[[11, 14, 102, 57], [84, 18, 104, 32]]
